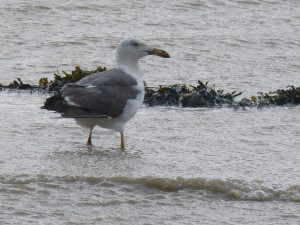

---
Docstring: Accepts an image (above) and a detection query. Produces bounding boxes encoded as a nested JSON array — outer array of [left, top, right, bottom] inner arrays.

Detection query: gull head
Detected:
[[116, 38, 170, 67]]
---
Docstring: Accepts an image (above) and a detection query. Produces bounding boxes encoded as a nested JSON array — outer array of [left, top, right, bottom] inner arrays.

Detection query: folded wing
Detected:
[[61, 69, 140, 118]]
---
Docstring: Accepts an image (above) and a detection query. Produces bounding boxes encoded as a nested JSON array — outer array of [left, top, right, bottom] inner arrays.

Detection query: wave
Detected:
[[48, 41, 87, 47], [0, 174, 299, 202]]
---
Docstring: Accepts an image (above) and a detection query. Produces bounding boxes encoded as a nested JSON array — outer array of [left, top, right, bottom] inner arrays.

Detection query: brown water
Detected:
[[0, 0, 300, 224]]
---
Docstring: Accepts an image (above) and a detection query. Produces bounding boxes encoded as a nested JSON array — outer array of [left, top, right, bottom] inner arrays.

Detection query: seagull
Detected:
[[46, 38, 170, 150]]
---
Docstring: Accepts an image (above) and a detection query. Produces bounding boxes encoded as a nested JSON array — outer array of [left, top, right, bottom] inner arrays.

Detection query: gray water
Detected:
[[0, 0, 300, 224]]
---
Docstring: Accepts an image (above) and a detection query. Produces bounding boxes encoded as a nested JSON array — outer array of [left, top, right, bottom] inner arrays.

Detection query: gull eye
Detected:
[[132, 41, 139, 47]]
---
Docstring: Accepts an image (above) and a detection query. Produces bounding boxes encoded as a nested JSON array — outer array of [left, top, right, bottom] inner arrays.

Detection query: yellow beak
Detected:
[[148, 48, 170, 58]]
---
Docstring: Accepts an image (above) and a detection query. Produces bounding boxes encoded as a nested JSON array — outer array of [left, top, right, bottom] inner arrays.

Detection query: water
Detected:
[[0, 0, 300, 224]]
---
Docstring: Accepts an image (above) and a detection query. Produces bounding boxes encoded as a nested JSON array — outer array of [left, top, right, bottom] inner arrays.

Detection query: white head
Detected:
[[116, 38, 170, 67]]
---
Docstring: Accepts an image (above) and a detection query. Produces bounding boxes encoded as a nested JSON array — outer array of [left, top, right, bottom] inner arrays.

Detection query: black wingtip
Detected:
[[42, 93, 66, 112]]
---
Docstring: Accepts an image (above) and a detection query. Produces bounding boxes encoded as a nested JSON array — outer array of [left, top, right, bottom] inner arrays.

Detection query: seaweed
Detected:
[[5, 78, 37, 90], [0, 66, 107, 93], [144, 80, 243, 108], [255, 85, 300, 107], [40, 65, 107, 92], [0, 65, 299, 109], [144, 84, 187, 107]]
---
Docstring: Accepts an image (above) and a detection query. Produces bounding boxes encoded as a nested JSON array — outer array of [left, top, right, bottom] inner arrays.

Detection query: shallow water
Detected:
[[0, 0, 300, 224], [1, 93, 299, 224]]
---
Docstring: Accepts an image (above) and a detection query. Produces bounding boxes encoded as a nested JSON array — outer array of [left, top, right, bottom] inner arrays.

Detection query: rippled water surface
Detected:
[[0, 0, 300, 224]]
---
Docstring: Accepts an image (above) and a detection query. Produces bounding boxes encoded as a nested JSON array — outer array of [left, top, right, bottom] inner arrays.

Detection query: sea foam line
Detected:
[[0, 174, 299, 202]]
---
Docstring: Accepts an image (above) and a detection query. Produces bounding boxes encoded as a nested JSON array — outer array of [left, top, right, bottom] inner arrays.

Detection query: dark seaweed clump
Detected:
[[145, 82, 300, 108], [39, 65, 107, 92], [0, 66, 299, 109], [241, 85, 300, 108], [144, 80, 243, 107], [0, 77, 38, 92], [0, 66, 106, 93]]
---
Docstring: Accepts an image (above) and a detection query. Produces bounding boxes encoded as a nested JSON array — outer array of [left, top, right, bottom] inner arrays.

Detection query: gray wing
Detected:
[[61, 69, 139, 118]]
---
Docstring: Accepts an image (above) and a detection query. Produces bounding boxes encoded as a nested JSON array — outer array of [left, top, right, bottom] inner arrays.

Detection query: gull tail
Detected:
[[42, 93, 107, 118], [41, 93, 67, 113]]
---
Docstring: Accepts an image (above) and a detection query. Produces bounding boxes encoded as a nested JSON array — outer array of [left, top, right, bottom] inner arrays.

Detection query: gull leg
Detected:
[[87, 126, 94, 146], [120, 132, 125, 150]]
